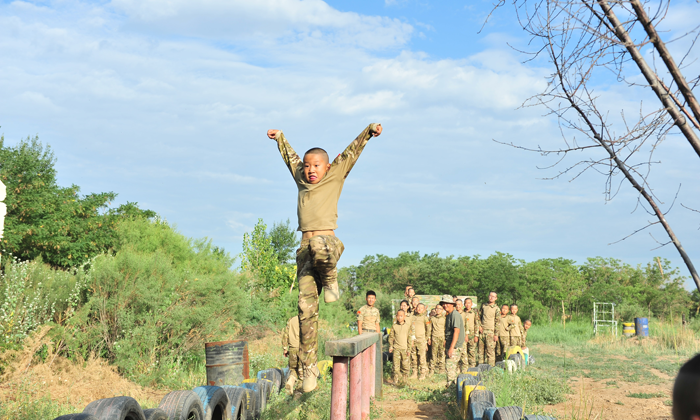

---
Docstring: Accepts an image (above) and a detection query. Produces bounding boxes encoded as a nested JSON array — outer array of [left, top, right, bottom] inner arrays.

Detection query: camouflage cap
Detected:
[[439, 294, 455, 305]]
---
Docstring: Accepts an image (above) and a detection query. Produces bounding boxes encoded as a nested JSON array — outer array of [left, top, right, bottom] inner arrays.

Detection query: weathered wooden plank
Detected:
[[325, 333, 380, 357]]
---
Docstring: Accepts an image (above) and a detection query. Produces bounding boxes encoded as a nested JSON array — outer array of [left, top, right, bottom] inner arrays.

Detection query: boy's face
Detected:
[[436, 305, 443, 315], [511, 306, 518, 315], [489, 292, 497, 304], [465, 299, 472, 310], [524, 321, 531, 331], [408, 289, 415, 297], [456, 300, 463, 312], [397, 311, 405, 323], [416, 304, 424, 315], [501, 305, 509, 315], [411, 297, 419, 307], [366, 294, 376, 306], [303, 153, 331, 184]]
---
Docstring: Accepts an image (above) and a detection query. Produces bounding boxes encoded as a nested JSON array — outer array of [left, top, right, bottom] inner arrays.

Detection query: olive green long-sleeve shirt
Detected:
[[464, 309, 481, 337], [480, 303, 501, 333], [411, 313, 430, 340], [430, 313, 446, 340], [507, 314, 524, 337], [273, 124, 380, 232], [389, 320, 416, 351]]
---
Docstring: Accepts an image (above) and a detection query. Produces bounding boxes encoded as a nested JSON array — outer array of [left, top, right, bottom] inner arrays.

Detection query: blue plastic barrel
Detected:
[[634, 317, 649, 337]]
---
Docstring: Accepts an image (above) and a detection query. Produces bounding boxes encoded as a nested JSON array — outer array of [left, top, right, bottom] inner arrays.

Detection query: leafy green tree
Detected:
[[240, 218, 295, 291], [0, 135, 153, 268], [267, 218, 299, 264]]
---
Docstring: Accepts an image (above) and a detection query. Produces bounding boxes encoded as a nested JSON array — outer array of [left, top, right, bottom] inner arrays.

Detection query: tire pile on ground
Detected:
[[457, 351, 554, 420], [52, 367, 290, 420]]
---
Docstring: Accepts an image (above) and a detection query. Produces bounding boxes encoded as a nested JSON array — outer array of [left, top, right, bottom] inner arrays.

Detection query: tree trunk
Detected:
[[595, 0, 700, 158]]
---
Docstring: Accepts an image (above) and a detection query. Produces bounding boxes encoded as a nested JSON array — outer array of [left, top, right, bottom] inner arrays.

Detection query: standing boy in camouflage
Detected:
[[389, 309, 415, 386], [410, 303, 430, 379], [282, 315, 302, 394], [479, 292, 500, 366], [441, 295, 464, 387], [429, 304, 446, 374], [463, 298, 481, 368], [267, 123, 383, 392], [507, 304, 525, 347], [496, 304, 510, 361], [357, 290, 381, 334]]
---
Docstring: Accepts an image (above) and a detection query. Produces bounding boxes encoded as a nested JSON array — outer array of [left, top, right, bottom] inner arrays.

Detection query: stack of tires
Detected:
[[53, 367, 292, 420], [457, 350, 555, 420]]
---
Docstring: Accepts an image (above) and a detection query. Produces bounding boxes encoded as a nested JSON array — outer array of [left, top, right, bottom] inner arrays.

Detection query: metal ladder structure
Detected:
[[593, 302, 618, 336]]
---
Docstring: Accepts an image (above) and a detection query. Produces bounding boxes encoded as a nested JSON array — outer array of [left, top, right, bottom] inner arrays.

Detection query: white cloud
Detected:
[[109, 0, 414, 50]]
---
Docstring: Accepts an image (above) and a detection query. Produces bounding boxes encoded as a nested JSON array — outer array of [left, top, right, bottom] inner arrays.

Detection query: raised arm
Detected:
[[268, 129, 302, 177], [332, 123, 382, 176]]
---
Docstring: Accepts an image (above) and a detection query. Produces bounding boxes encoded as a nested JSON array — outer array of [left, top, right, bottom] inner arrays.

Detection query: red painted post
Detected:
[[330, 357, 348, 420], [349, 353, 363, 420], [369, 343, 376, 397], [361, 347, 371, 419]]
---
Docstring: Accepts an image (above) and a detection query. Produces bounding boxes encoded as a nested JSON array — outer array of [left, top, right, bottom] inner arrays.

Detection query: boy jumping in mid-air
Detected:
[[266, 123, 383, 393]]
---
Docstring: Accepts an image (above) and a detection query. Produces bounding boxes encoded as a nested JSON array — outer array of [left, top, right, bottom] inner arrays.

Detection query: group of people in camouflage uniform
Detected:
[[383, 287, 532, 386]]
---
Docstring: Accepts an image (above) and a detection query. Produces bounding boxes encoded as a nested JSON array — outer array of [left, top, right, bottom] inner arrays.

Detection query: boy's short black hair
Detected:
[[502, 304, 510, 309], [366, 290, 376, 297], [674, 354, 700, 420], [304, 147, 329, 163], [524, 319, 532, 324], [510, 304, 518, 307], [455, 298, 463, 303]]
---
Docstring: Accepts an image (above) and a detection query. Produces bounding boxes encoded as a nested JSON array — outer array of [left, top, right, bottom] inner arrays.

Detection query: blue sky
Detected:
[[1, 0, 699, 288]]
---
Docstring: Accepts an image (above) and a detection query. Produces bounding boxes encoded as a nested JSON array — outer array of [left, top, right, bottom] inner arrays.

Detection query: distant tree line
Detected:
[[339, 251, 694, 323]]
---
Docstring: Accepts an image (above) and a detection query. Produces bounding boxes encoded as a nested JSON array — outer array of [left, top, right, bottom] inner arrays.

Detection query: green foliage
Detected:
[[0, 135, 154, 268], [342, 251, 691, 323], [0, 257, 91, 351], [0, 374, 80, 420], [626, 392, 665, 399], [267, 218, 300, 265], [241, 219, 295, 291], [482, 368, 569, 408]]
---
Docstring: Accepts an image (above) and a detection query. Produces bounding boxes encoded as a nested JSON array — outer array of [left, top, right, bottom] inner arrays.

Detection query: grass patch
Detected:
[[626, 392, 666, 399], [0, 374, 82, 420]]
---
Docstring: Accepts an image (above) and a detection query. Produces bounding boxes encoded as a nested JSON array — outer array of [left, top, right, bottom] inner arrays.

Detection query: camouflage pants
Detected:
[[497, 337, 510, 361], [478, 336, 485, 364], [392, 349, 411, 384], [510, 336, 522, 347], [296, 235, 345, 372], [445, 344, 464, 385], [411, 338, 427, 376], [465, 335, 479, 368], [430, 337, 445, 373], [458, 338, 469, 373], [287, 348, 304, 381], [481, 331, 497, 366]]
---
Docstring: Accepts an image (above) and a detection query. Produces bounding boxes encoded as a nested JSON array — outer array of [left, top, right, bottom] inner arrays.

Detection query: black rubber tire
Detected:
[[54, 415, 99, 420], [241, 383, 263, 419], [508, 353, 523, 368], [143, 409, 168, 420], [220, 386, 247, 420], [477, 364, 491, 372], [466, 367, 479, 373], [193, 386, 231, 420], [528, 355, 536, 365], [495, 361, 506, 370], [462, 375, 479, 386], [383, 352, 391, 364], [159, 390, 205, 420], [257, 369, 282, 393], [494, 406, 524, 420], [83, 396, 146, 420], [279, 367, 290, 385], [468, 389, 496, 408], [468, 401, 495, 420], [238, 387, 256, 420]]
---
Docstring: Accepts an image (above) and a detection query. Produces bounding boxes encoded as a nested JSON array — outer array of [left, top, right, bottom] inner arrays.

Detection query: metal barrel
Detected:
[[634, 318, 649, 337], [205, 340, 249, 386], [622, 322, 635, 337]]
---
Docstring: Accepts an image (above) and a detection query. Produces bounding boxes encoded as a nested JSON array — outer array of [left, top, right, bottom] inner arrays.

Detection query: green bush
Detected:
[[482, 368, 568, 408]]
